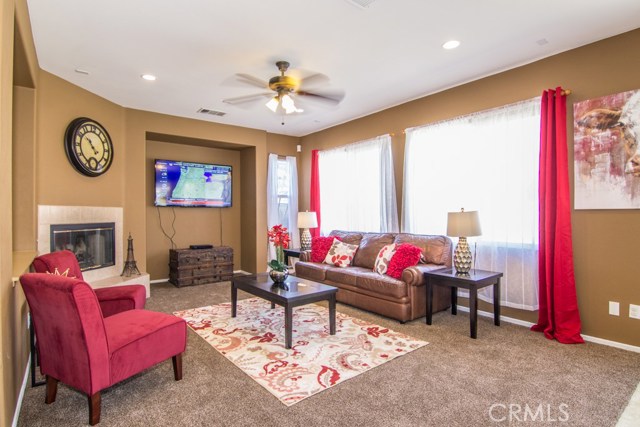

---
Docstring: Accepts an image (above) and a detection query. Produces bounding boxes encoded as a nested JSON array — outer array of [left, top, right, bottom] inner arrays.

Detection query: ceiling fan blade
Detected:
[[296, 89, 345, 105], [298, 73, 330, 89], [235, 73, 269, 89], [222, 92, 274, 105]]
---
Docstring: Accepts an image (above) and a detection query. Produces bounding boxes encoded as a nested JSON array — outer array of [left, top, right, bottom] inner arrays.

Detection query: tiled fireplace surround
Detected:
[[37, 205, 150, 297]]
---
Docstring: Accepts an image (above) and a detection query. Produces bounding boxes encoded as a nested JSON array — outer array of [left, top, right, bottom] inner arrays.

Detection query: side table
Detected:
[[283, 248, 302, 266], [424, 268, 503, 339]]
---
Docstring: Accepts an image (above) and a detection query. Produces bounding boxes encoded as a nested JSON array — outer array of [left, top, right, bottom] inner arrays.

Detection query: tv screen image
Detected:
[[155, 159, 232, 207]]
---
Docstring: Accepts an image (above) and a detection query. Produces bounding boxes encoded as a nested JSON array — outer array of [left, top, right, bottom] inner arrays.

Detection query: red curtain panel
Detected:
[[531, 87, 584, 344], [309, 149, 321, 237]]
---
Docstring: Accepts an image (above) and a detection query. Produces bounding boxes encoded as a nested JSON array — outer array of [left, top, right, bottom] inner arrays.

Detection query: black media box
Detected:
[[189, 244, 214, 250]]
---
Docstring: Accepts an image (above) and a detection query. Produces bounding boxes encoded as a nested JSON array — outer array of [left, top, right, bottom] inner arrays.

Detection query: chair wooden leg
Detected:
[[172, 354, 183, 381], [45, 376, 57, 404], [88, 392, 101, 426]]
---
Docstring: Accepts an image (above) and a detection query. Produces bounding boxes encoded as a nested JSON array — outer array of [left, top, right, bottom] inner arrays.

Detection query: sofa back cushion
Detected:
[[329, 230, 363, 246], [394, 233, 451, 265], [353, 233, 395, 269]]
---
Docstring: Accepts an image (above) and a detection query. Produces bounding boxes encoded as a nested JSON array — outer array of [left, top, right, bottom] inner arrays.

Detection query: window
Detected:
[[318, 135, 398, 234], [267, 154, 298, 259], [403, 98, 540, 310], [275, 158, 292, 228]]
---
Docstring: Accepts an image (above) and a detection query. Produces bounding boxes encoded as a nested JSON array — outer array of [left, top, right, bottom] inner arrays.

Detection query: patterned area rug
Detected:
[[174, 298, 428, 406]]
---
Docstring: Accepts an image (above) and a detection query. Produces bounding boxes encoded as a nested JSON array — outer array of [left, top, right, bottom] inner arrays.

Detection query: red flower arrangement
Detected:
[[268, 224, 291, 272]]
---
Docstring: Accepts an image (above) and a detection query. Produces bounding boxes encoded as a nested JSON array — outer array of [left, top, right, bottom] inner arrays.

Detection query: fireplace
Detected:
[[50, 223, 116, 272]]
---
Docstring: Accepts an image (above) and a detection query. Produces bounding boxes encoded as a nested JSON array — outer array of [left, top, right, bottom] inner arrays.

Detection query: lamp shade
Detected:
[[297, 211, 318, 228], [447, 210, 481, 237]]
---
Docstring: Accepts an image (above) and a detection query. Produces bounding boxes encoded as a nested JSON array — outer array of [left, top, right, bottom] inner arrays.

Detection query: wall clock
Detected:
[[64, 117, 114, 177]]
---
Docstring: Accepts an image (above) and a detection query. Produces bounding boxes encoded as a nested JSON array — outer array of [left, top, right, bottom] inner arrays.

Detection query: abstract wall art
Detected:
[[574, 89, 640, 209]]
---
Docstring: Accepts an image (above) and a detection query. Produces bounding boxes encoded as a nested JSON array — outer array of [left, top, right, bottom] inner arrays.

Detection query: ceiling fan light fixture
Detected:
[[281, 94, 303, 114], [265, 96, 279, 112]]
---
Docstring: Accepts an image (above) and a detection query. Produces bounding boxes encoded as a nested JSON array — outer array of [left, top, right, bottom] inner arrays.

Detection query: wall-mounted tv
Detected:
[[154, 159, 232, 207]]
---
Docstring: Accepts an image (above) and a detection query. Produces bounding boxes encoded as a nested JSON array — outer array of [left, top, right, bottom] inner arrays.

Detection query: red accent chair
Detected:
[[20, 273, 186, 425], [32, 250, 146, 317]]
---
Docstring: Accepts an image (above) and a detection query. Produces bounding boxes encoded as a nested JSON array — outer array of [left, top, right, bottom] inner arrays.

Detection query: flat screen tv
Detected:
[[154, 159, 232, 207]]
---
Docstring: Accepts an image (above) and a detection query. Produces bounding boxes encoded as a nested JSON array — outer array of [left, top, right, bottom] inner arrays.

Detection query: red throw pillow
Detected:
[[310, 236, 342, 263], [386, 243, 423, 279]]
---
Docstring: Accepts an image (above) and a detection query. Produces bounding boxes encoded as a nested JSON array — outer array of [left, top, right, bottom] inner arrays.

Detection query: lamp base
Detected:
[[453, 237, 473, 274], [300, 228, 312, 251]]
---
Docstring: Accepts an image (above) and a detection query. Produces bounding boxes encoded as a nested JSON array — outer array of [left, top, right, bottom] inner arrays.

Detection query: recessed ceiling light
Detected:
[[141, 74, 157, 81], [442, 40, 461, 50]]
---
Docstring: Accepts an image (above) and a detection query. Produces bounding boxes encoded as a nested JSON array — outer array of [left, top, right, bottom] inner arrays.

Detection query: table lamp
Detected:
[[298, 211, 318, 251], [447, 208, 481, 274]]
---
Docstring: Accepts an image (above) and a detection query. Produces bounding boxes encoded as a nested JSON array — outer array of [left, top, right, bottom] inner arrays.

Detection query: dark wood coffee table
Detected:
[[231, 273, 338, 349]]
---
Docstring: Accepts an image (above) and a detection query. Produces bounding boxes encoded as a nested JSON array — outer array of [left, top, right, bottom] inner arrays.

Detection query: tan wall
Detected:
[[124, 109, 270, 274], [12, 86, 36, 251], [145, 140, 242, 279], [2, 0, 40, 424], [0, 0, 14, 423], [36, 72, 125, 207], [300, 29, 640, 346]]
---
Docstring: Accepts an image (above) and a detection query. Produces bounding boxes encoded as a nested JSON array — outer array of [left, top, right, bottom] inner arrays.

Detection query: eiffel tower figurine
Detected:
[[121, 233, 141, 277]]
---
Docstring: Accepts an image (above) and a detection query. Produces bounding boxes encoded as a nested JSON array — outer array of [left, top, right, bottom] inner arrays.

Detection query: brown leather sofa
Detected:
[[295, 230, 452, 322]]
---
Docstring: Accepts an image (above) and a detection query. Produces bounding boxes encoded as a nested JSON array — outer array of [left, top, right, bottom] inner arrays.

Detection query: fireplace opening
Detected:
[[50, 223, 116, 271]]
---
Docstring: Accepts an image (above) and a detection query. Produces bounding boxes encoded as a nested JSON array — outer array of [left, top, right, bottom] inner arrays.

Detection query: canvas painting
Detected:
[[574, 89, 640, 209]]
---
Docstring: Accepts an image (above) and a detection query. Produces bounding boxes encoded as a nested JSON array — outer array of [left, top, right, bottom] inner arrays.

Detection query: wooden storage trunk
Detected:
[[168, 246, 233, 287]]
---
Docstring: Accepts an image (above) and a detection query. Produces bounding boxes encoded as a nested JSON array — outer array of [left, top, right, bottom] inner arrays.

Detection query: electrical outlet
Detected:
[[630, 304, 640, 319], [609, 301, 620, 316]]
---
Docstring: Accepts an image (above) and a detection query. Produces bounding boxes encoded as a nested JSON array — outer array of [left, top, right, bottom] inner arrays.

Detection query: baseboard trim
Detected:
[[456, 306, 640, 353], [12, 354, 31, 427], [151, 272, 249, 284]]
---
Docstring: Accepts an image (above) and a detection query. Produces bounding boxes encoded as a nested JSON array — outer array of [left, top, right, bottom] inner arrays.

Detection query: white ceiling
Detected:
[[27, 0, 640, 137]]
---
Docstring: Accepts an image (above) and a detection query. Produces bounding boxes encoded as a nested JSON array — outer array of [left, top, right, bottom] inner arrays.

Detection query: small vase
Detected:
[[269, 267, 289, 285]]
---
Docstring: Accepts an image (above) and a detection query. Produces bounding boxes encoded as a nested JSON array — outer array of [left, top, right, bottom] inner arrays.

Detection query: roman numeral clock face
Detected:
[[64, 117, 114, 177]]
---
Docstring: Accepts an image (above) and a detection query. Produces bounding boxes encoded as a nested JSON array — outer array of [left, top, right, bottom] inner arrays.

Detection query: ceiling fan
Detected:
[[222, 61, 345, 116]]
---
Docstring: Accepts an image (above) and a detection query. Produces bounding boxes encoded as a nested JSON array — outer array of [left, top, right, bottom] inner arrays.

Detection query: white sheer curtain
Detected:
[[266, 154, 299, 263], [319, 134, 399, 234], [403, 98, 540, 310]]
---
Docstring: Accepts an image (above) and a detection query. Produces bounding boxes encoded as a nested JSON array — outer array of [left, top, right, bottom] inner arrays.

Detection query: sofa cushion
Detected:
[[294, 262, 333, 282], [355, 271, 407, 299], [387, 243, 423, 279], [394, 234, 449, 265], [311, 236, 340, 263], [324, 240, 359, 267], [374, 243, 397, 274], [352, 233, 395, 269], [325, 267, 369, 287], [329, 230, 363, 246]]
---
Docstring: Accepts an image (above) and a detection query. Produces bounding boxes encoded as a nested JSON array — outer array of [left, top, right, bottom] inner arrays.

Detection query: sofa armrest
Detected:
[[299, 250, 312, 262], [402, 265, 447, 287]]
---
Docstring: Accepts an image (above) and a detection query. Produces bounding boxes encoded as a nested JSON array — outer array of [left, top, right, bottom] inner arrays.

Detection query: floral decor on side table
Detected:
[[267, 224, 291, 284]]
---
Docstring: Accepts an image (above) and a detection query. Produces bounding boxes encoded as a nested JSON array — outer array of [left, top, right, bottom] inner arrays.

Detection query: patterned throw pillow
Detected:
[[374, 243, 397, 275], [324, 240, 359, 268], [311, 236, 341, 263], [386, 243, 423, 279]]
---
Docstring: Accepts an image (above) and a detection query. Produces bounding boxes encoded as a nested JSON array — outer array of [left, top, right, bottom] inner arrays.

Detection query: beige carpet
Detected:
[[17, 280, 640, 426], [175, 298, 427, 406]]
